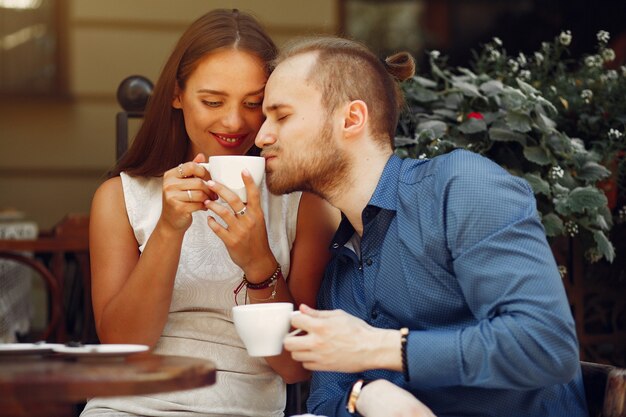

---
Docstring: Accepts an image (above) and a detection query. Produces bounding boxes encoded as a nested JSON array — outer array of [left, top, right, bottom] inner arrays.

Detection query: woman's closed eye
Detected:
[[202, 100, 222, 107], [244, 101, 263, 109]]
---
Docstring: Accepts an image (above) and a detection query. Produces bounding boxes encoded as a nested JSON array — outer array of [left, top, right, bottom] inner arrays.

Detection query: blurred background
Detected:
[[1, 0, 624, 229]]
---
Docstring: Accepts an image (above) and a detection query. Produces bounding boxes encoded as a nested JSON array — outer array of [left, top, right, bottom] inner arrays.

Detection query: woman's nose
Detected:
[[222, 107, 244, 130]]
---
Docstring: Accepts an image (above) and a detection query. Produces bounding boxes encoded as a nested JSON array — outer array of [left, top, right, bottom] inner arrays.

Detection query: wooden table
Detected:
[[0, 353, 216, 417]]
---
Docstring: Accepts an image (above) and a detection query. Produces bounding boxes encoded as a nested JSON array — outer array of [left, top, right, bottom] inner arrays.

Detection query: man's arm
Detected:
[[403, 150, 579, 389]]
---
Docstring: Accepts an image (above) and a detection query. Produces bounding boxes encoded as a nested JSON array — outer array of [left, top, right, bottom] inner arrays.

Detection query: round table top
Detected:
[[0, 352, 216, 403]]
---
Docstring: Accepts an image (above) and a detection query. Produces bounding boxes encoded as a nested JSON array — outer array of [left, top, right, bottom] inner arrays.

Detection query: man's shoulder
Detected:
[[397, 149, 500, 185]]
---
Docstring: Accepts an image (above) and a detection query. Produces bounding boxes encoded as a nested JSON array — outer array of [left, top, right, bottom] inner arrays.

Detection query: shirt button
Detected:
[[332, 243, 339, 249], [365, 258, 373, 266], [371, 309, 379, 319]]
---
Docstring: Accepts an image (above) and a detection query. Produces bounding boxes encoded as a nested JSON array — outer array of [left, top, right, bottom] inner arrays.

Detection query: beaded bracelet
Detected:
[[244, 264, 282, 290], [400, 327, 410, 381], [234, 264, 282, 305]]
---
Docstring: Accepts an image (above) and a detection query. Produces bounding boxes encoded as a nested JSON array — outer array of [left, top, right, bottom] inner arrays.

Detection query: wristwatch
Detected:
[[346, 379, 367, 414]]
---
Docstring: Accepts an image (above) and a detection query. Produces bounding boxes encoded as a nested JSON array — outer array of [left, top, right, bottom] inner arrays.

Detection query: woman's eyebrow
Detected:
[[196, 86, 265, 96]]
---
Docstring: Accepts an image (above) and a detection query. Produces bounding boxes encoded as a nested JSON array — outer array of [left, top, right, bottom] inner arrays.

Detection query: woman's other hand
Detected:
[[204, 169, 276, 279]]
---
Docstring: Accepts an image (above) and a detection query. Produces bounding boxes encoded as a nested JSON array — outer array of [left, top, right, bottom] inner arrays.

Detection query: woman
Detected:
[[82, 9, 338, 417]]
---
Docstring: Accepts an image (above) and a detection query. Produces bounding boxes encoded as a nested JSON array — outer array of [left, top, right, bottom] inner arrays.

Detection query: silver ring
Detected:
[[235, 206, 247, 216], [178, 163, 184, 177], [186, 189, 192, 202]]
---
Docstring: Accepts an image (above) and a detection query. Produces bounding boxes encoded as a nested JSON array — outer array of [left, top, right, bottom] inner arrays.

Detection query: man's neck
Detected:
[[327, 144, 393, 236]]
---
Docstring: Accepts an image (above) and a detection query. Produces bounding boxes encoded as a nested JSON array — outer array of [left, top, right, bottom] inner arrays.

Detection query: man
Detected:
[[255, 37, 587, 417]]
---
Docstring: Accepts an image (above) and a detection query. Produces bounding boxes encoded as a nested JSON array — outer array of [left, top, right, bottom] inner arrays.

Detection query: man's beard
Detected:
[[265, 120, 350, 200]]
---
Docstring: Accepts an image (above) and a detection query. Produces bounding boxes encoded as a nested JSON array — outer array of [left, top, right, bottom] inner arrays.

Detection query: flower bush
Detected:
[[395, 31, 626, 263]]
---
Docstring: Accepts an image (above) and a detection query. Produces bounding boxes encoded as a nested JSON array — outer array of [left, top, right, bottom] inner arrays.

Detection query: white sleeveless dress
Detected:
[[81, 172, 301, 417]]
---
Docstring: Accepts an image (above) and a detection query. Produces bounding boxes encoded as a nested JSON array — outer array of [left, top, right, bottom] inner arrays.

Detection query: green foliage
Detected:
[[395, 32, 626, 263]]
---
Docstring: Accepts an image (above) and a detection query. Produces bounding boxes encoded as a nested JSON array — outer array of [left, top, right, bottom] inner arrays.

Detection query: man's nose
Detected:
[[255, 120, 276, 148]]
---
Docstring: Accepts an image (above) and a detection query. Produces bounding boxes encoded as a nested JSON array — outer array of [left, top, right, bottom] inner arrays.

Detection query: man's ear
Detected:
[[342, 100, 368, 138], [172, 84, 183, 109]]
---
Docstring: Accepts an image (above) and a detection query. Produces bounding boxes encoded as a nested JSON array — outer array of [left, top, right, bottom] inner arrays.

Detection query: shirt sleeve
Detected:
[[406, 151, 580, 390], [306, 370, 356, 417]]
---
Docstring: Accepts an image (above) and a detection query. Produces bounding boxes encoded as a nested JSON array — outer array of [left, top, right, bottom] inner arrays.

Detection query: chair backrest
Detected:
[[581, 361, 626, 417], [0, 214, 93, 342]]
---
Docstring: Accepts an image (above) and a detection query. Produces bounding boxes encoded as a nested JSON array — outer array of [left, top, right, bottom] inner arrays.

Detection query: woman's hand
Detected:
[[159, 153, 213, 233], [204, 169, 277, 280], [358, 379, 436, 417]]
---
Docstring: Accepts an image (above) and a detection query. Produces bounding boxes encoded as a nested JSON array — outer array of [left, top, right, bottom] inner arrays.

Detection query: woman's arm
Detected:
[[91, 157, 211, 347], [262, 192, 340, 383], [205, 176, 340, 383]]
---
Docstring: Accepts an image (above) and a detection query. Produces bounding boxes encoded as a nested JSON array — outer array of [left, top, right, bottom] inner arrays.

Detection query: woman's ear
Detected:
[[342, 100, 367, 138], [172, 84, 183, 109]]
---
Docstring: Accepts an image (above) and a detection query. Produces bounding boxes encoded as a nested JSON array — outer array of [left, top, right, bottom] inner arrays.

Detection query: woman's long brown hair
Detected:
[[110, 9, 277, 178]]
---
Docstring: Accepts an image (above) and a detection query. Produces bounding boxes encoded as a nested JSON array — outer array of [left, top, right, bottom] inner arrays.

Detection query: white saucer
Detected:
[[52, 344, 149, 357], [0, 343, 63, 356]]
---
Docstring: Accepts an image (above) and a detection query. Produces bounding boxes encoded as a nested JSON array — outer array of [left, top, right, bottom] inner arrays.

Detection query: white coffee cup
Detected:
[[232, 302, 300, 357], [199, 156, 265, 203]]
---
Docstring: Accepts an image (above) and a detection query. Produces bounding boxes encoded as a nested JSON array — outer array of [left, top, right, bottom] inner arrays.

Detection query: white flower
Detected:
[[508, 59, 519, 72], [550, 85, 558, 94], [430, 50, 440, 59], [559, 30, 572, 46], [549, 166, 565, 180], [619, 206, 626, 223], [585, 55, 600, 68], [534, 52, 544, 63], [602, 48, 616, 62], [565, 220, 579, 237], [608, 128, 623, 139], [493, 37, 503, 46], [607, 70, 618, 80], [517, 52, 527, 67], [542, 42, 551, 53], [597, 30, 610, 43], [621, 66, 626, 77], [519, 69, 531, 80], [581, 89, 593, 103], [418, 153, 427, 160], [488, 49, 501, 61]]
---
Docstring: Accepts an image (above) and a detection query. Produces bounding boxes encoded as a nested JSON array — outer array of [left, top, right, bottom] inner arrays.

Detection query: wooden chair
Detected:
[[582, 361, 626, 417], [0, 214, 94, 342]]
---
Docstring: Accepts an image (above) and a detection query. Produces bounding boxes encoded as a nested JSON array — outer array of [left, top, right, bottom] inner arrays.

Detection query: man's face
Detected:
[[256, 54, 349, 197]]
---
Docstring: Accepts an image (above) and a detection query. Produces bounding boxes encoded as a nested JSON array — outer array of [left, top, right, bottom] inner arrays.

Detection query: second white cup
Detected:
[[199, 155, 265, 203], [232, 302, 300, 357]]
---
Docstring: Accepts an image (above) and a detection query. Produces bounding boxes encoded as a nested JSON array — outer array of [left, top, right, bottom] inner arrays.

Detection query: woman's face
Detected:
[[173, 48, 267, 158]]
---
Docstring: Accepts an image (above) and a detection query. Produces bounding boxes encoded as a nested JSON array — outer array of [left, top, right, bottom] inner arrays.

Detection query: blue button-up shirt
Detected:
[[308, 150, 588, 417]]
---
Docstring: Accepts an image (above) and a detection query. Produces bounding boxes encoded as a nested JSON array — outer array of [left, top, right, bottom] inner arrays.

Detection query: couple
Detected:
[[84, 8, 588, 417]]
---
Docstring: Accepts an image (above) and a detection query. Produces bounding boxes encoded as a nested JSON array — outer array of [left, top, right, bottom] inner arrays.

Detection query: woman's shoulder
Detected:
[[94, 176, 123, 202]]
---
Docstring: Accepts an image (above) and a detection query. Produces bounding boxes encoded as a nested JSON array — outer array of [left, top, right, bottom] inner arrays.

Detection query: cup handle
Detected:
[[287, 311, 303, 337]]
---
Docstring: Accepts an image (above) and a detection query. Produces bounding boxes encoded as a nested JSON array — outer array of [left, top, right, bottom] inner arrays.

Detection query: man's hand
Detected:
[[358, 379, 436, 417], [283, 305, 402, 373]]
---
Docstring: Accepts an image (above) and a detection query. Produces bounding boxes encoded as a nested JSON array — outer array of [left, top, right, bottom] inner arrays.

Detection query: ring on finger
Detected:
[[178, 163, 184, 178], [186, 189, 192, 202], [235, 205, 247, 216]]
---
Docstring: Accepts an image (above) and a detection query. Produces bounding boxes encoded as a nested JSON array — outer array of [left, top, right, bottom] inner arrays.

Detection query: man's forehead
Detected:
[[265, 52, 320, 104], [270, 52, 317, 84]]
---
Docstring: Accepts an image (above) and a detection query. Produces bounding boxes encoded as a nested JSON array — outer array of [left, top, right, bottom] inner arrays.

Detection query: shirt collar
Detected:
[[368, 154, 403, 211], [329, 154, 403, 251]]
